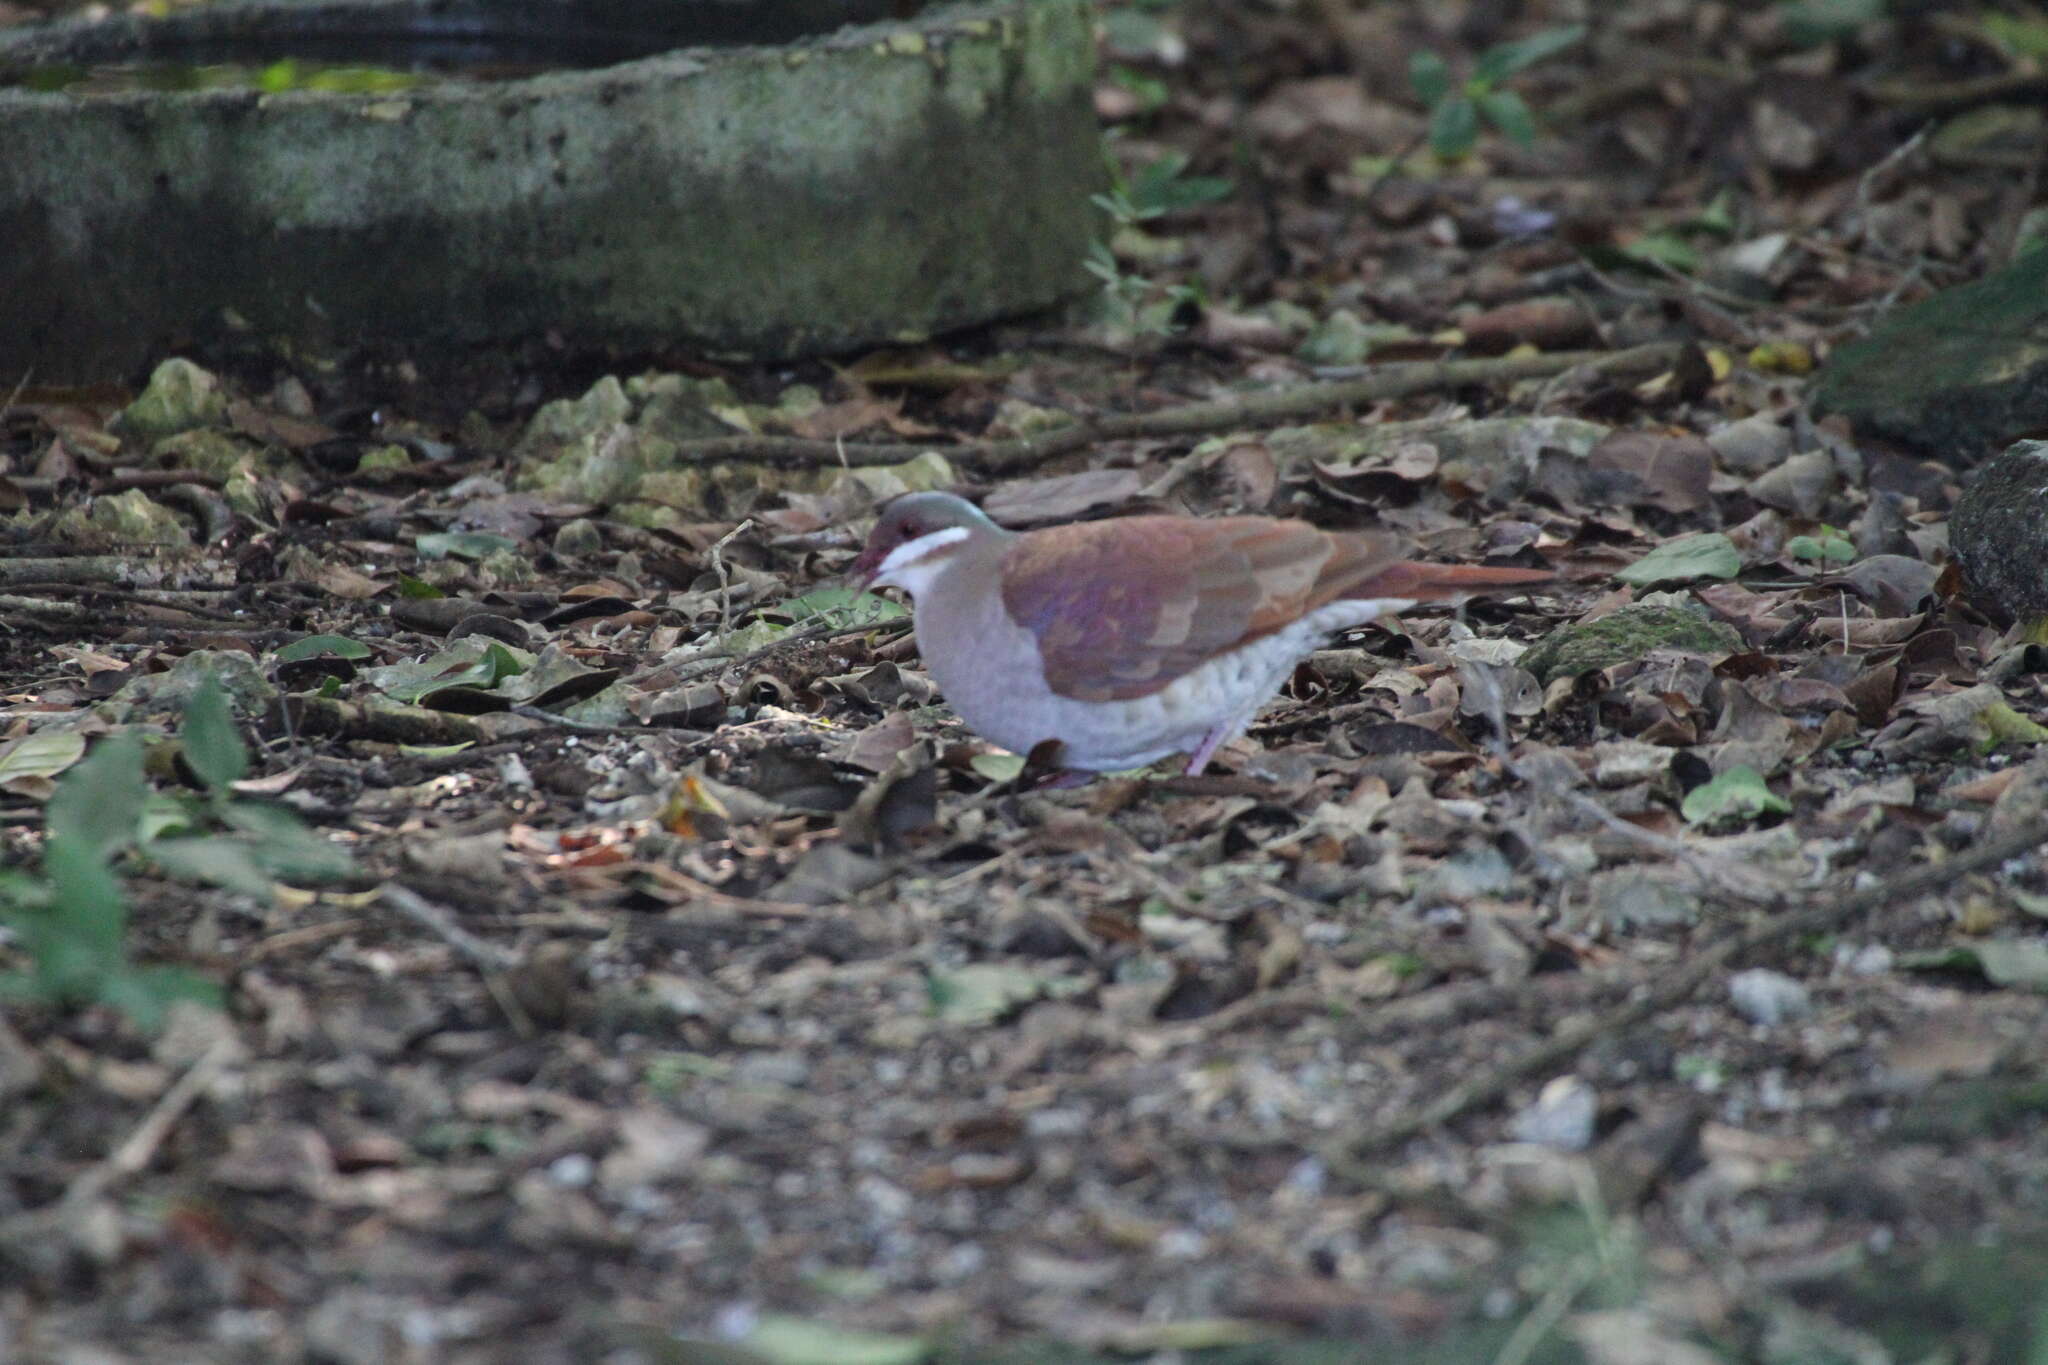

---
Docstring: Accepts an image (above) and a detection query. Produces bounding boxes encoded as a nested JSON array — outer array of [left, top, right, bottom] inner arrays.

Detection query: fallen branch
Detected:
[[659, 343, 1685, 473], [0, 556, 158, 587], [1326, 817, 2048, 1171], [271, 695, 488, 747]]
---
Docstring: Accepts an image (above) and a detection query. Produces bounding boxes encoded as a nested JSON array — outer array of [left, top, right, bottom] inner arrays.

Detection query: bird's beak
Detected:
[[846, 542, 884, 590]]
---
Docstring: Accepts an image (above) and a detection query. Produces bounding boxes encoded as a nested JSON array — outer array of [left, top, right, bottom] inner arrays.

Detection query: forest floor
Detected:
[[7, 2, 2048, 1362]]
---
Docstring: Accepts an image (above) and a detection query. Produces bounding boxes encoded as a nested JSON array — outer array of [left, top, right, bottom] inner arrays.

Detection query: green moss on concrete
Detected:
[[1, 0, 1103, 382]]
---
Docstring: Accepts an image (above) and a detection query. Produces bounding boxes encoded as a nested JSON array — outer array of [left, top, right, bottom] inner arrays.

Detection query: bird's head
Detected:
[[849, 492, 1003, 593]]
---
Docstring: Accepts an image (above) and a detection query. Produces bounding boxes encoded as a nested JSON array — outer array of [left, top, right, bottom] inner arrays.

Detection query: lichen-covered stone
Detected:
[[78, 489, 192, 547], [554, 519, 604, 558], [634, 376, 745, 442], [516, 378, 633, 460], [355, 445, 412, 473], [106, 648, 272, 722], [1951, 439, 2048, 623], [150, 428, 264, 479], [113, 358, 227, 445], [1521, 605, 1743, 685]]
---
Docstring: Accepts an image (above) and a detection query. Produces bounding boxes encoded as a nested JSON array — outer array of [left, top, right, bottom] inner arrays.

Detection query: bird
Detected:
[[848, 491, 1554, 778]]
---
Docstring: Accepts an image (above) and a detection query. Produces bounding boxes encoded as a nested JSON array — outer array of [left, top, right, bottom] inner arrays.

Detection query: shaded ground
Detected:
[[8, 3, 2048, 1362]]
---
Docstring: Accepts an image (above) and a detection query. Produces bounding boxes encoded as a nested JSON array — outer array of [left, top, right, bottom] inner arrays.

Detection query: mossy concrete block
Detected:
[[0, 0, 1103, 382], [1814, 247, 2048, 461], [1521, 604, 1743, 685], [1951, 438, 2048, 624]]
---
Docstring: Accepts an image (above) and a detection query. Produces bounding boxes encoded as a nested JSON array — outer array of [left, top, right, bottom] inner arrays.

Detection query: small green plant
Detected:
[[1085, 151, 1227, 338], [0, 674, 351, 1028], [0, 733, 218, 1029], [1788, 525, 1857, 564], [146, 675, 355, 896], [1408, 24, 1584, 160]]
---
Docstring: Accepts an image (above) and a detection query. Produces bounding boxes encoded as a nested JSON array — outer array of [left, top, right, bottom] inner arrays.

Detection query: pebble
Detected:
[[1728, 968, 1813, 1026], [1506, 1075, 1598, 1151]]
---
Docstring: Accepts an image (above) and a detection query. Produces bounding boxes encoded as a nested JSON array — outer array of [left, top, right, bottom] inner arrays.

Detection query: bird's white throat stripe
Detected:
[[873, 525, 970, 595]]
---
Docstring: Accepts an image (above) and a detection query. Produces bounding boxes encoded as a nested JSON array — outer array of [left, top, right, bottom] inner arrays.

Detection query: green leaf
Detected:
[[968, 752, 1026, 783], [1428, 95, 1481, 159], [217, 804, 354, 882], [1127, 152, 1231, 215], [775, 587, 907, 627], [926, 963, 1047, 1025], [46, 732, 147, 862], [1477, 88, 1537, 147], [1472, 24, 1585, 85], [146, 835, 277, 899], [97, 964, 221, 1032], [1109, 63, 1169, 113], [396, 574, 444, 599], [181, 672, 249, 791], [1409, 49, 1452, 107], [137, 791, 202, 843], [1983, 12, 2048, 61], [365, 641, 530, 705], [1787, 534, 1856, 564], [276, 633, 373, 663], [415, 530, 519, 561], [25, 839, 126, 998], [1681, 766, 1791, 825], [741, 1315, 929, 1365], [1779, 0, 1885, 48], [1612, 230, 1704, 273], [0, 729, 87, 786], [397, 742, 473, 758], [1617, 532, 1743, 587], [1901, 940, 2048, 993]]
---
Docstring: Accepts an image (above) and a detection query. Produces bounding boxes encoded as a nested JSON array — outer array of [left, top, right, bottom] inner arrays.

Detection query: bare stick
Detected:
[[379, 883, 521, 973], [708, 518, 754, 641], [649, 344, 1685, 473]]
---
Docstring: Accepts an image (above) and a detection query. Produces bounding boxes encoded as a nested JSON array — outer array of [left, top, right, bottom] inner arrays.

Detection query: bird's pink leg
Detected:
[[1184, 724, 1232, 776]]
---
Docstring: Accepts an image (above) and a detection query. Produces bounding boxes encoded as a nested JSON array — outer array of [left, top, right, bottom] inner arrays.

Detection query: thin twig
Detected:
[[378, 884, 522, 972], [708, 518, 753, 641], [650, 344, 1685, 473]]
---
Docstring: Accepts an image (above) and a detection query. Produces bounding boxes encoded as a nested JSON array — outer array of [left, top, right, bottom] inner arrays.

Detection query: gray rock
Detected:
[[1507, 1076, 1598, 1151], [1706, 413, 1793, 475], [1581, 867, 1702, 928], [1951, 440, 2048, 624], [1521, 605, 1744, 685], [1814, 247, 2048, 460], [1728, 968, 1812, 1026], [1745, 449, 1840, 519], [553, 518, 605, 558]]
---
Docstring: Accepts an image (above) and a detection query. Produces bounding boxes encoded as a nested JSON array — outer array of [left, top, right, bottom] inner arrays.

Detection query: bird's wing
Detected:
[[998, 516, 1409, 701]]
